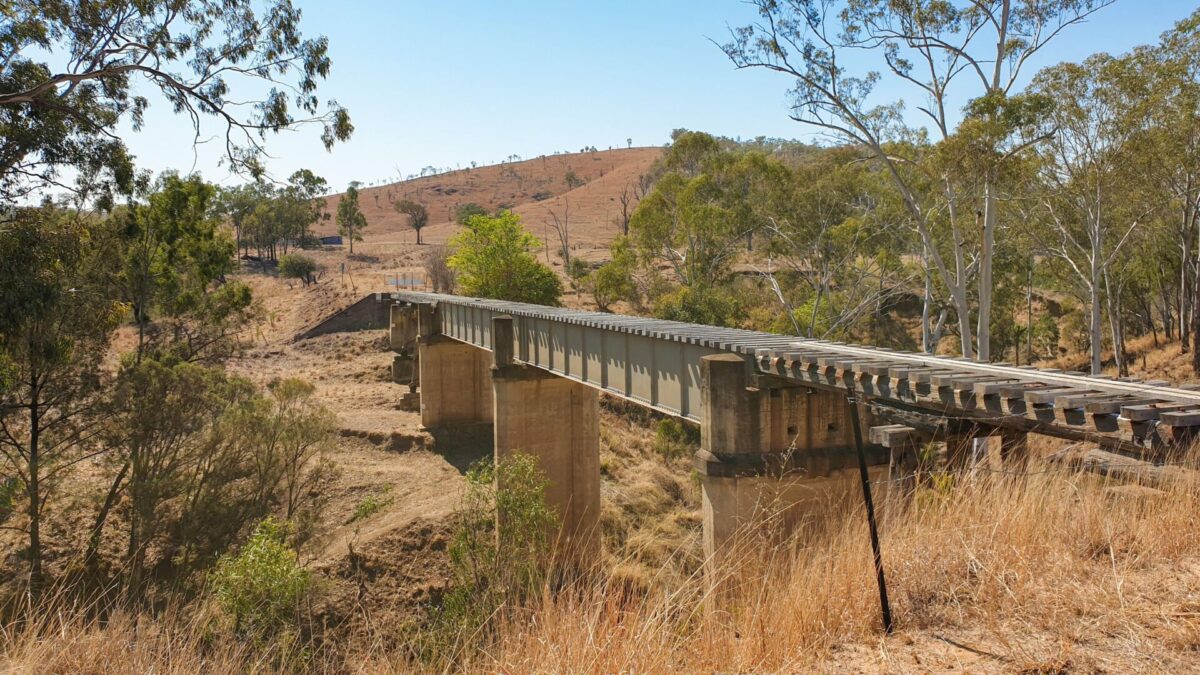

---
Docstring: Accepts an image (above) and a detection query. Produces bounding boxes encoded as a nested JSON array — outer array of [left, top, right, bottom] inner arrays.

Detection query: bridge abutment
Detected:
[[695, 354, 887, 564]]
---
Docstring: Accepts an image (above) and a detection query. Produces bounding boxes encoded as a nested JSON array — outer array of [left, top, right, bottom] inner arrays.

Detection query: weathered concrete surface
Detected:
[[492, 364, 600, 558], [417, 338, 493, 428], [696, 354, 882, 561]]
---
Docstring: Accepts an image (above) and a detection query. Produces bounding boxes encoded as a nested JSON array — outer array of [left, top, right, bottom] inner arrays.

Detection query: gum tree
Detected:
[[722, 0, 1112, 360], [0, 0, 353, 207]]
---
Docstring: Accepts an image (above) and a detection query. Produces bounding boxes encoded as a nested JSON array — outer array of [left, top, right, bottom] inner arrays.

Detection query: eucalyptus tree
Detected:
[[0, 0, 352, 207], [395, 199, 430, 245], [1030, 54, 1149, 375], [629, 132, 764, 290], [0, 208, 123, 593], [753, 146, 911, 340], [337, 183, 368, 254], [1143, 11, 1200, 367], [722, 0, 1113, 360]]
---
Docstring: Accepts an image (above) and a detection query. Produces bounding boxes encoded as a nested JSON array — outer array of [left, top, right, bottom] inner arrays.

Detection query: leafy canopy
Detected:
[[0, 0, 352, 206], [448, 212, 562, 306]]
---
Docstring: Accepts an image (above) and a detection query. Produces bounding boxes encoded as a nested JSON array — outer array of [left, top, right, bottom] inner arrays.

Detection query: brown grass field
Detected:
[[6, 458, 1200, 672]]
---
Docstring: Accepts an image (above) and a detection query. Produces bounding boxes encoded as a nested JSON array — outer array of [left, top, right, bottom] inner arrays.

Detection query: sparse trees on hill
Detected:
[[337, 183, 368, 254], [394, 199, 430, 245], [564, 171, 584, 189]]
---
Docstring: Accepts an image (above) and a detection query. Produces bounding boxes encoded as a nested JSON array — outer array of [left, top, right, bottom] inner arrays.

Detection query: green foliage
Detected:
[[566, 256, 589, 281], [590, 236, 639, 312], [104, 364, 337, 589], [227, 170, 329, 259], [0, 207, 125, 585], [394, 199, 430, 244], [0, 0, 349, 206], [336, 183, 368, 253], [653, 284, 744, 328], [278, 254, 318, 285], [652, 418, 698, 464], [432, 453, 556, 660], [448, 212, 563, 305], [211, 517, 310, 638], [351, 487, 394, 523], [629, 143, 760, 288], [455, 202, 489, 225], [116, 172, 239, 331], [564, 170, 584, 189]]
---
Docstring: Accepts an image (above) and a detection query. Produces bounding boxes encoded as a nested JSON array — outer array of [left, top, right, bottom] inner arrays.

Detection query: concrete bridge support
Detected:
[[491, 316, 600, 558], [416, 303, 493, 428], [694, 354, 887, 563]]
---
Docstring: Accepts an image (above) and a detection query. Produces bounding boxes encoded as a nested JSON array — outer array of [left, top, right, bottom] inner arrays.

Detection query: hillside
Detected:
[[318, 147, 661, 249]]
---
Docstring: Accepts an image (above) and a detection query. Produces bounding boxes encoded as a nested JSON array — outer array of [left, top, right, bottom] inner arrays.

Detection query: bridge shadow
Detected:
[[426, 423, 494, 474]]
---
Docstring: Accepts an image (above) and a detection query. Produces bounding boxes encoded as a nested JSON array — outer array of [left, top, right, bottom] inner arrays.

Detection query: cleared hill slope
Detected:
[[318, 147, 661, 248]]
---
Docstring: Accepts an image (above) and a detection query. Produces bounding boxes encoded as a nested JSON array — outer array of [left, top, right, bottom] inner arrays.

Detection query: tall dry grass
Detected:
[[5, 462, 1200, 672]]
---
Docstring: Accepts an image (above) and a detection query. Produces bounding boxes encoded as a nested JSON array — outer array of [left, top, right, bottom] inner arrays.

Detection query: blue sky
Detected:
[[122, 1, 1199, 190]]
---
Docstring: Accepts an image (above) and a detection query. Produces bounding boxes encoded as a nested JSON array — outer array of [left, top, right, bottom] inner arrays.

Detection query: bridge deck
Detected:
[[393, 291, 1200, 451]]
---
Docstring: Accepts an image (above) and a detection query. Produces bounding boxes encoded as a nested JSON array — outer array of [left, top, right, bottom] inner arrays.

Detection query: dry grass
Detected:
[[457, 466, 1200, 673], [5, 458, 1200, 672]]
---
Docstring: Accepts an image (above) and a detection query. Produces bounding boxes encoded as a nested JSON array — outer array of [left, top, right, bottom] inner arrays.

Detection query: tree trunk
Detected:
[[921, 247, 933, 353], [977, 179, 996, 362], [1192, 245, 1200, 374], [26, 384, 41, 598], [84, 460, 130, 572], [1090, 281, 1102, 376]]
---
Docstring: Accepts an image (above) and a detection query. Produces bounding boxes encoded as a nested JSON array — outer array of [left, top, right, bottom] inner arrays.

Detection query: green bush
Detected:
[[566, 256, 590, 281], [211, 517, 310, 638], [278, 253, 318, 285], [428, 453, 556, 662], [652, 418, 698, 464], [590, 236, 639, 311], [448, 212, 563, 305], [653, 284, 744, 328], [455, 202, 488, 225], [350, 487, 393, 522]]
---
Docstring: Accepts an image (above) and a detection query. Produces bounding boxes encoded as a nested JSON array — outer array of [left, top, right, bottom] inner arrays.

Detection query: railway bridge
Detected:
[[388, 291, 1200, 560]]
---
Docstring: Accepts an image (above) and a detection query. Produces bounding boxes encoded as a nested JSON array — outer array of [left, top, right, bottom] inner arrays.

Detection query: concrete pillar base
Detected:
[[492, 364, 600, 559], [701, 466, 890, 560]]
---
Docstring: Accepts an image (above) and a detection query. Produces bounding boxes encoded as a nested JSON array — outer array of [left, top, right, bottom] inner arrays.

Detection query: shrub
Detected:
[[278, 253, 318, 285], [350, 487, 393, 522], [211, 517, 310, 638], [566, 256, 589, 281], [652, 418, 698, 464], [425, 244, 456, 292], [653, 284, 744, 328], [564, 171, 584, 189], [455, 202, 488, 225], [590, 236, 639, 311], [431, 453, 556, 662]]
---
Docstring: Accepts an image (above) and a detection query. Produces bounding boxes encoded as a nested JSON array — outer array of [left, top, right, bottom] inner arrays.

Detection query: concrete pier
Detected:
[[694, 354, 885, 561], [491, 315, 600, 558]]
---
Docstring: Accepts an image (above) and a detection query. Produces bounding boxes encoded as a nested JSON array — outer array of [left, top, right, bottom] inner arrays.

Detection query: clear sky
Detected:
[[121, 0, 1200, 191]]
